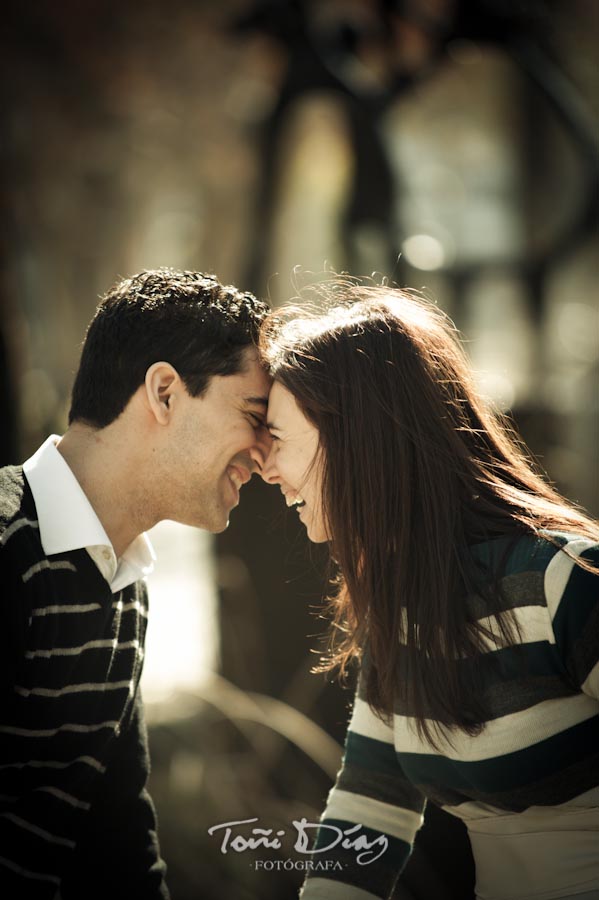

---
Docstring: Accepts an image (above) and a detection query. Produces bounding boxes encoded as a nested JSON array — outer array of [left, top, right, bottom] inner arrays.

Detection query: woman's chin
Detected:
[[299, 505, 329, 543], [305, 523, 330, 544]]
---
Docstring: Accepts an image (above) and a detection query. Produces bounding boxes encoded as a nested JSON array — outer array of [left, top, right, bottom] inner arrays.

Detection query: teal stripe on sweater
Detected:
[[551, 547, 599, 650], [343, 732, 402, 779], [398, 714, 599, 793]]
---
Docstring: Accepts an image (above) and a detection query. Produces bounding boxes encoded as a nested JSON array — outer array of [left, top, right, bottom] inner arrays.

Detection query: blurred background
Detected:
[[1, 1, 598, 898]]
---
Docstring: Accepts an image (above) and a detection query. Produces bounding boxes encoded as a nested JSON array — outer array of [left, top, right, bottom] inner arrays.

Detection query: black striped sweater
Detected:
[[0, 465, 169, 899], [300, 532, 599, 900]]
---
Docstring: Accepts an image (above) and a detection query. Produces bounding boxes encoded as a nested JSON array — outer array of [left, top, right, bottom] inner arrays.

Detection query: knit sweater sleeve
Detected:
[[0, 532, 65, 899], [544, 536, 599, 699], [58, 686, 169, 900], [300, 671, 425, 900], [0, 562, 169, 900]]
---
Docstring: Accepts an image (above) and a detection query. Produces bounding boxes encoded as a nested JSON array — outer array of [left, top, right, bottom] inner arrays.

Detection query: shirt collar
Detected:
[[23, 435, 155, 590]]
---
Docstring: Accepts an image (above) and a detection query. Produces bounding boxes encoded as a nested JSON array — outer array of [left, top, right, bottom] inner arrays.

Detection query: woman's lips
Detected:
[[282, 489, 304, 508]]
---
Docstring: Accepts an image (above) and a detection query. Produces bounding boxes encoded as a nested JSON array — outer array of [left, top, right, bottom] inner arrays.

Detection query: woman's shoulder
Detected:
[[469, 529, 599, 579]]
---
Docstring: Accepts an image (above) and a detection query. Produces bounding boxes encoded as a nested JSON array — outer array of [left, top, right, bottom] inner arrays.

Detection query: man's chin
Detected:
[[211, 516, 230, 534], [206, 505, 233, 533], [182, 509, 230, 534]]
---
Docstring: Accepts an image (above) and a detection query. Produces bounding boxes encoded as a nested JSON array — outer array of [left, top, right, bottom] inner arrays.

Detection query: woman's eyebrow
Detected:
[[266, 422, 282, 432]]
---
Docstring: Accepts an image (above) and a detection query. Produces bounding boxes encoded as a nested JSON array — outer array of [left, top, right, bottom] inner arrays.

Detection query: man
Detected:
[[0, 269, 271, 898]]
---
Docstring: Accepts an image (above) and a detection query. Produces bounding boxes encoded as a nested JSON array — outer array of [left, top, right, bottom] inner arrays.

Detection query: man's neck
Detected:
[[57, 423, 154, 559]]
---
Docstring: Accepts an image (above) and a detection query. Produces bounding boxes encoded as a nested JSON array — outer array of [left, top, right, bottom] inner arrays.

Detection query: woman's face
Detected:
[[261, 382, 329, 543]]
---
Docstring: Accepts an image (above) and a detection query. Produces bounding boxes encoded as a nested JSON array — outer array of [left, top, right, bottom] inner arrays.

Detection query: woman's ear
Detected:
[[144, 362, 180, 425]]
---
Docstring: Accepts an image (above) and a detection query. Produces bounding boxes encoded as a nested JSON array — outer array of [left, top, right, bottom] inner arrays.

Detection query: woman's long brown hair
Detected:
[[260, 281, 599, 748]]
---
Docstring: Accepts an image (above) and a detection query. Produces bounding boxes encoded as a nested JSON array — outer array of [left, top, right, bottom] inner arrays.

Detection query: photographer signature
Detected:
[[207, 817, 388, 865]]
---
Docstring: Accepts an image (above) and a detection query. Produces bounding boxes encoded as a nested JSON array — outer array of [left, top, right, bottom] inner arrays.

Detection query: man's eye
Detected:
[[248, 414, 265, 428]]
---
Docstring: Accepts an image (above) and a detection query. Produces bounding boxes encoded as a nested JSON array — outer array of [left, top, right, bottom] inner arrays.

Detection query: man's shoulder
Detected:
[[0, 464, 27, 522], [0, 464, 39, 550]]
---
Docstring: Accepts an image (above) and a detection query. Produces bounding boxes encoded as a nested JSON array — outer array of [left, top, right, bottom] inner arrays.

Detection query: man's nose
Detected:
[[249, 426, 273, 475], [258, 441, 279, 484]]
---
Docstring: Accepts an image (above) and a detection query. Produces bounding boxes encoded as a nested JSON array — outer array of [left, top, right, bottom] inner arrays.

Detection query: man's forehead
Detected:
[[233, 351, 271, 401], [239, 346, 268, 374]]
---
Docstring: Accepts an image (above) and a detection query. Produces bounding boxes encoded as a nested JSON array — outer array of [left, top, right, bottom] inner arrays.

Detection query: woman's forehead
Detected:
[[267, 383, 311, 433], [267, 382, 294, 417]]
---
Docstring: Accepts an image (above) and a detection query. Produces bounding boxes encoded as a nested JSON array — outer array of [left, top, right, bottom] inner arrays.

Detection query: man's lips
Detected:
[[228, 464, 252, 489]]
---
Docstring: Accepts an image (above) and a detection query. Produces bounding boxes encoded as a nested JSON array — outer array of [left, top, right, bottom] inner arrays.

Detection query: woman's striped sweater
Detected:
[[0, 466, 169, 899], [300, 532, 599, 900]]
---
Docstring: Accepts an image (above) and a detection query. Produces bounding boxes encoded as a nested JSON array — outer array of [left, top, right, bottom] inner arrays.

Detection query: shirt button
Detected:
[[103, 549, 112, 561]]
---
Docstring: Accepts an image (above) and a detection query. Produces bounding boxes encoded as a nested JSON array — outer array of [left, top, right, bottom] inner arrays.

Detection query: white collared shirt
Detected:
[[23, 435, 155, 594]]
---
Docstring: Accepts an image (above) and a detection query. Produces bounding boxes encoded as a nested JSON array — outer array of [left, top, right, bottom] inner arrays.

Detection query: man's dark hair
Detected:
[[69, 268, 269, 428]]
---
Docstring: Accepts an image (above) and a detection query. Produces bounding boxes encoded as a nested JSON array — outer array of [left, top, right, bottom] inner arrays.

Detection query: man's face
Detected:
[[163, 347, 271, 532]]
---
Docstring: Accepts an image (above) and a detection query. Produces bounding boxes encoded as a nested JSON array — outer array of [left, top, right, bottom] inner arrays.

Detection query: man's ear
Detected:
[[144, 362, 181, 425]]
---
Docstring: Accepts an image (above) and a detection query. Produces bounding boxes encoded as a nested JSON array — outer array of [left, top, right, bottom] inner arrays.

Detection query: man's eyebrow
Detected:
[[243, 396, 269, 408]]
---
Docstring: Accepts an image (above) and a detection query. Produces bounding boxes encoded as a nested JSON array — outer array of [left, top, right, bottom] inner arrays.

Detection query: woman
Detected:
[[259, 282, 599, 900]]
